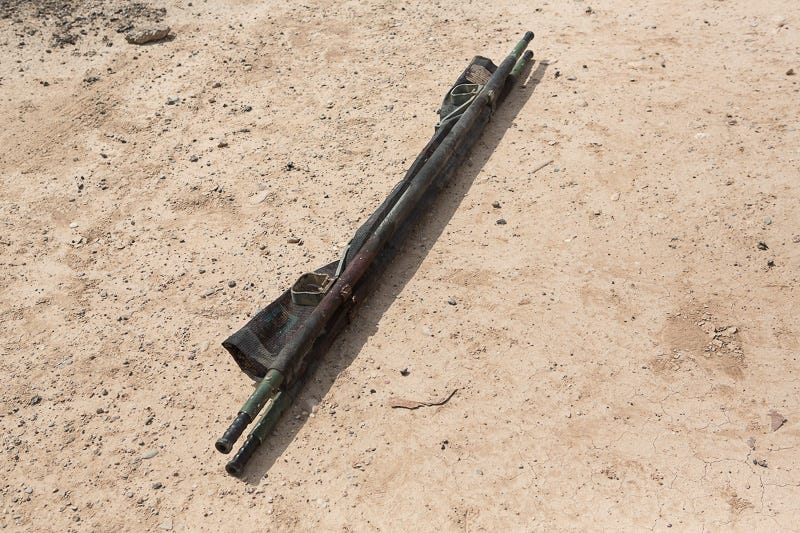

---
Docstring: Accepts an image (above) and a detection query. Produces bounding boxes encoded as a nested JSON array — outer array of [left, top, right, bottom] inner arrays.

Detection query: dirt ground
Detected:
[[1, 0, 799, 531]]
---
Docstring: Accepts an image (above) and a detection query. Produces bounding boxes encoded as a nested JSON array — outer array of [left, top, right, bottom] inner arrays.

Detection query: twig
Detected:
[[389, 389, 458, 410], [531, 159, 554, 174]]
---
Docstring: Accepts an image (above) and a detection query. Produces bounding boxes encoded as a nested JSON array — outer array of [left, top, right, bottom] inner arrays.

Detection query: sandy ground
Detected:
[[1, 0, 799, 531]]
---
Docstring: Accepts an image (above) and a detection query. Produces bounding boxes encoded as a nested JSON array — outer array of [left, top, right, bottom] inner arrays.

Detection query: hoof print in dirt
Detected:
[[125, 25, 171, 45]]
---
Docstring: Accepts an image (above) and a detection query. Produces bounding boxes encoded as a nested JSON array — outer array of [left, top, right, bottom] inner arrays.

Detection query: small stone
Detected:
[[763, 216, 772, 225], [757, 241, 768, 250], [767, 259, 775, 267], [787, 68, 795, 76], [142, 449, 159, 460], [166, 97, 179, 105], [793, 235, 800, 244], [69, 222, 79, 228], [492, 201, 501, 208], [96, 407, 104, 414], [768, 410, 787, 432], [241, 105, 253, 112], [30, 394, 42, 405], [126, 26, 171, 45], [447, 299, 457, 306], [400, 368, 410, 376], [160, 518, 173, 531], [611, 192, 620, 201], [24, 488, 32, 494], [496, 218, 507, 225], [152, 482, 163, 489], [217, 140, 228, 148], [287, 237, 301, 244], [227, 280, 237, 288], [421, 325, 433, 337], [189, 154, 199, 162]]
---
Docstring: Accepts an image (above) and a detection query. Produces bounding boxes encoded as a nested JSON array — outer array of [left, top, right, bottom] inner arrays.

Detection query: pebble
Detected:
[[241, 105, 253, 112], [496, 218, 507, 225], [287, 237, 301, 244], [126, 26, 171, 45], [189, 154, 199, 162], [787, 68, 796, 76], [421, 325, 433, 336], [69, 222, 79, 228], [160, 517, 173, 531], [447, 299, 457, 305], [227, 280, 237, 288], [611, 192, 620, 201], [142, 449, 159, 459], [152, 482, 163, 489], [25, 488, 32, 494], [166, 97, 179, 105], [757, 241, 769, 250], [217, 140, 229, 148], [30, 394, 42, 405], [763, 216, 772, 225], [492, 201, 501, 208]]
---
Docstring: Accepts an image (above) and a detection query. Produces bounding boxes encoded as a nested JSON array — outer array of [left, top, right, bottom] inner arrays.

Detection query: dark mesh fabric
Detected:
[[222, 56, 498, 382], [222, 261, 337, 379]]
